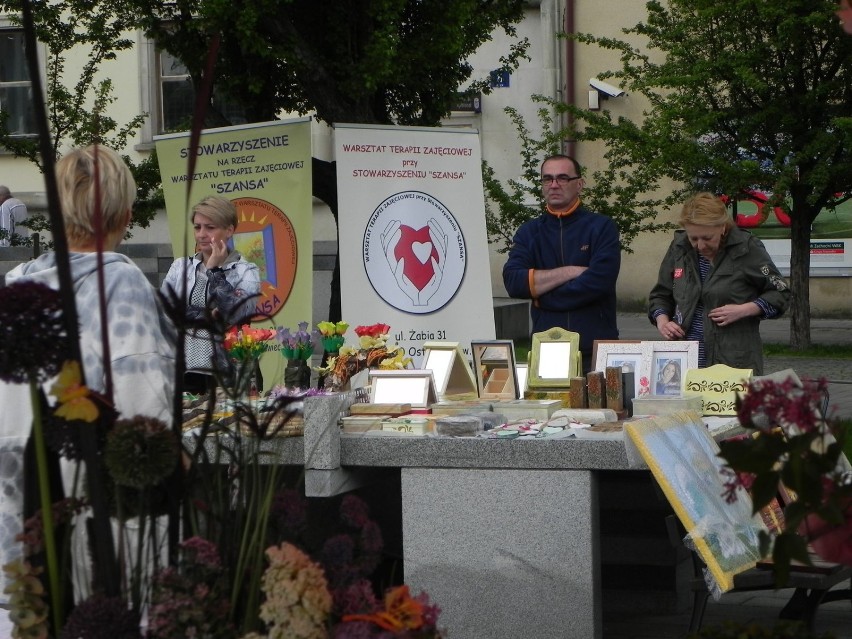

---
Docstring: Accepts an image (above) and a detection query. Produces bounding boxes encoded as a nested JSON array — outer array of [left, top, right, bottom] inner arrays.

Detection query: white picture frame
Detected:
[[592, 340, 653, 398], [645, 341, 699, 397], [368, 369, 438, 408]]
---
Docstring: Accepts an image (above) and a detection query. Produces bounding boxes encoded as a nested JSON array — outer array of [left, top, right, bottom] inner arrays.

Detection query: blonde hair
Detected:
[[191, 195, 238, 230], [55, 145, 136, 245], [678, 192, 734, 231]]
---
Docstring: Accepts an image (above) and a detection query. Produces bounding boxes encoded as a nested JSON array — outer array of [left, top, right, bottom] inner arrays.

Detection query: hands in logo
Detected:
[[381, 218, 448, 306]]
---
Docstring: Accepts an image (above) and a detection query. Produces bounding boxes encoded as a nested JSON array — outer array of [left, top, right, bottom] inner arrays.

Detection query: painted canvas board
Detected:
[[624, 412, 766, 593]]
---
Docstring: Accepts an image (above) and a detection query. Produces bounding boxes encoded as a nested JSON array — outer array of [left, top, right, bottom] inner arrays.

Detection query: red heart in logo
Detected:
[[394, 225, 440, 291]]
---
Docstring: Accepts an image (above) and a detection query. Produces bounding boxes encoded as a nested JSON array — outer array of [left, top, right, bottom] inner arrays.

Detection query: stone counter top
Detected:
[[339, 433, 632, 470]]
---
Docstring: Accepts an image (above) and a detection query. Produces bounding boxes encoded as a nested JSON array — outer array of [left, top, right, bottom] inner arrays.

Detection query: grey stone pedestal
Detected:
[[402, 467, 600, 639]]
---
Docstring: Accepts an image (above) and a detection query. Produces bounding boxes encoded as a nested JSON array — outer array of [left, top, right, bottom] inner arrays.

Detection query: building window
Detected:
[[159, 50, 195, 132], [157, 49, 247, 134], [0, 28, 36, 136]]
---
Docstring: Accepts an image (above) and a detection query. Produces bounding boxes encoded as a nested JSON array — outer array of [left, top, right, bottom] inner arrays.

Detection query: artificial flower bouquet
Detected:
[[718, 376, 852, 580], [316, 320, 349, 354], [276, 321, 317, 361], [223, 324, 276, 396], [317, 323, 412, 391], [276, 321, 318, 389], [225, 324, 277, 362]]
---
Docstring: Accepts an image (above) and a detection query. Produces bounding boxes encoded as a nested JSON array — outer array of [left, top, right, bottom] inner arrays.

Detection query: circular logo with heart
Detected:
[[363, 191, 466, 313]]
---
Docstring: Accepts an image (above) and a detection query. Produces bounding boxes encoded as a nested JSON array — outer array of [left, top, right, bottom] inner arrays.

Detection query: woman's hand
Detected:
[[207, 239, 229, 268], [708, 302, 760, 326], [656, 315, 685, 340]]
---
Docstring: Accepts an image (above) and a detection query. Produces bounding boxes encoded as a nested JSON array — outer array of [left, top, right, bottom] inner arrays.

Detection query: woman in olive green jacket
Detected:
[[647, 192, 791, 375]]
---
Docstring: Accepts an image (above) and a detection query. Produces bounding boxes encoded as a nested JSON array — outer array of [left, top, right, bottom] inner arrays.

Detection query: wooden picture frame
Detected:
[[471, 340, 519, 399], [368, 369, 438, 408], [646, 341, 699, 397], [527, 327, 581, 389], [421, 341, 478, 400], [592, 340, 652, 398]]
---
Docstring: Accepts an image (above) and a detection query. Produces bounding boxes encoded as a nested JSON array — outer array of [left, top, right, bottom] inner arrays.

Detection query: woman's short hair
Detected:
[[678, 192, 734, 231], [191, 195, 238, 230], [55, 145, 136, 245]]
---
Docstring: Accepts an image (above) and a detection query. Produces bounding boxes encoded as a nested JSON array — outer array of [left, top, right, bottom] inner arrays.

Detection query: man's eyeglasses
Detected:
[[540, 174, 581, 185]]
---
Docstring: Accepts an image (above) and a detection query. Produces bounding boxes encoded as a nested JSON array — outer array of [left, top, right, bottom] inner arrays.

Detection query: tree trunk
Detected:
[[788, 198, 812, 351]]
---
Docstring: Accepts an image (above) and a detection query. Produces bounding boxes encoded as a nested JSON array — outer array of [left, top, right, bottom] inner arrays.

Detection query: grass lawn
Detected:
[[510, 340, 852, 363], [763, 343, 852, 358]]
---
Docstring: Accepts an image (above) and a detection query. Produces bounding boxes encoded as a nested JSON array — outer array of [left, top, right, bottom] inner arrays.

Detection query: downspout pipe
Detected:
[[564, 0, 576, 158]]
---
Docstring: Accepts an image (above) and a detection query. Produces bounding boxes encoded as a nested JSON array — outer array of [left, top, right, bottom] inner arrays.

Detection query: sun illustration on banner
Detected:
[[231, 196, 298, 318], [363, 191, 466, 314]]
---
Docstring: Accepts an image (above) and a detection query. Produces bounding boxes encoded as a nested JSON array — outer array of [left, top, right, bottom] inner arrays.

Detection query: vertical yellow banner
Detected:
[[154, 118, 313, 388]]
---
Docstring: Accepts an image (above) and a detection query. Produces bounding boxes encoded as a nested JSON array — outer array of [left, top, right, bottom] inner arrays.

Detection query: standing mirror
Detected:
[[471, 340, 518, 399], [527, 327, 581, 388], [421, 341, 478, 400], [515, 363, 529, 396], [368, 369, 437, 408]]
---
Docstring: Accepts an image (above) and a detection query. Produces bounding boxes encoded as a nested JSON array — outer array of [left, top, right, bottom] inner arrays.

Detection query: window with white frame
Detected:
[[140, 43, 247, 145], [159, 49, 195, 133], [0, 28, 36, 136]]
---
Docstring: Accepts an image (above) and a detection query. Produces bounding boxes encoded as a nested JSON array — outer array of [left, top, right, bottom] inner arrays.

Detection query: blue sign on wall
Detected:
[[489, 70, 510, 88]]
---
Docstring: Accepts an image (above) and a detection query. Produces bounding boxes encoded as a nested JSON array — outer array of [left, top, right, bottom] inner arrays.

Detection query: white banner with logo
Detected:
[[335, 123, 496, 366]]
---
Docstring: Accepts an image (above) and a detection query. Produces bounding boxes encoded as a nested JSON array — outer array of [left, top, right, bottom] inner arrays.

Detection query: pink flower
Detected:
[[800, 493, 852, 566], [802, 513, 852, 566]]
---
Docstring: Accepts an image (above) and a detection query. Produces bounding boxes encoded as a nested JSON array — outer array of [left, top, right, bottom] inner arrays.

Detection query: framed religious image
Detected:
[[624, 412, 764, 592], [471, 340, 519, 399], [368, 369, 438, 408], [421, 341, 477, 400], [592, 340, 652, 398], [645, 341, 699, 397], [527, 327, 581, 389]]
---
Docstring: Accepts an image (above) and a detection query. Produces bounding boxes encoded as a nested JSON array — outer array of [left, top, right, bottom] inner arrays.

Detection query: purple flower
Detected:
[[181, 536, 222, 568], [270, 488, 308, 534], [0, 281, 69, 383], [332, 619, 375, 639], [59, 595, 140, 639], [340, 495, 371, 528], [360, 520, 384, 557], [321, 534, 356, 587], [333, 579, 379, 616]]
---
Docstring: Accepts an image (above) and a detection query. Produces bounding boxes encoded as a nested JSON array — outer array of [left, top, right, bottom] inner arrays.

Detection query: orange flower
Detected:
[[342, 584, 424, 632], [50, 361, 98, 422]]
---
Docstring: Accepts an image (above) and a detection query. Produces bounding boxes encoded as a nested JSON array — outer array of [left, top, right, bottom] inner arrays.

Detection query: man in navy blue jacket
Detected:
[[502, 154, 621, 373]]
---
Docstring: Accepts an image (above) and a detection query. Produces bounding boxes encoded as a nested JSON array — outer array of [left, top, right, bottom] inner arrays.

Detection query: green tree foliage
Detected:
[[129, 0, 529, 318], [483, 100, 674, 254], [0, 0, 162, 241], [131, 0, 529, 127], [489, 0, 852, 348]]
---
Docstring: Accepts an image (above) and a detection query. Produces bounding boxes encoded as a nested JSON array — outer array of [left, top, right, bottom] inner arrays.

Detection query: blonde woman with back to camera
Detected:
[[161, 195, 260, 393], [647, 192, 791, 375]]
